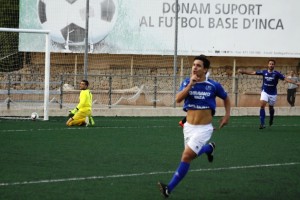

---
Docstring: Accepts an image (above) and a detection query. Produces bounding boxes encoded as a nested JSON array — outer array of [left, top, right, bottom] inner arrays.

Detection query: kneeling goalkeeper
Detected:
[[66, 80, 95, 126]]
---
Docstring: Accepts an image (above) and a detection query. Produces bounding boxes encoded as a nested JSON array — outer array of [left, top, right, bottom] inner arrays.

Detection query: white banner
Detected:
[[20, 0, 300, 57]]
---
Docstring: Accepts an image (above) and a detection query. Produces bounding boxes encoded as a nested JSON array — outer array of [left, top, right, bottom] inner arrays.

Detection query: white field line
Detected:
[[0, 162, 299, 187], [0, 126, 172, 133], [0, 123, 299, 133]]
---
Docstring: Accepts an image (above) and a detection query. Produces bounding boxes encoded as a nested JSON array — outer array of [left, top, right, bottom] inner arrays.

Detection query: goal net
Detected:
[[0, 28, 51, 120]]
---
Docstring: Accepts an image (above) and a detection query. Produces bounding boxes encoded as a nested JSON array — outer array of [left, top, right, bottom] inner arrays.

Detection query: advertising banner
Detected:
[[19, 0, 300, 57]]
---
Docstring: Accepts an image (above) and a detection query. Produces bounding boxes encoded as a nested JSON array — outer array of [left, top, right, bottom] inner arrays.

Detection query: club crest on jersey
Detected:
[[205, 85, 212, 91]]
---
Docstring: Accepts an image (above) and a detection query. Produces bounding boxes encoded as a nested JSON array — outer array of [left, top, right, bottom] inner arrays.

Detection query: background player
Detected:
[[238, 59, 300, 129]]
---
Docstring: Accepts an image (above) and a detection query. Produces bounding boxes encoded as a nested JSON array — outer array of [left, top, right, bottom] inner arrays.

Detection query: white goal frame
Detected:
[[0, 28, 51, 120]]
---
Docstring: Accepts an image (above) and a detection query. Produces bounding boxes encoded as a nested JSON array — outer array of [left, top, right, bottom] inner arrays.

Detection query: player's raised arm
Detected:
[[238, 69, 256, 75], [176, 74, 199, 103]]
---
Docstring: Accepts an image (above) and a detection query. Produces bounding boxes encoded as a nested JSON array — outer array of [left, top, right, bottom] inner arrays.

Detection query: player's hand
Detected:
[[219, 115, 230, 129], [68, 108, 78, 117], [190, 74, 200, 86]]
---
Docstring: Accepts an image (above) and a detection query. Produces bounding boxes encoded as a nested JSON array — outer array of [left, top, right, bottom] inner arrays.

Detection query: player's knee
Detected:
[[181, 156, 193, 163], [181, 150, 196, 163], [66, 120, 73, 126]]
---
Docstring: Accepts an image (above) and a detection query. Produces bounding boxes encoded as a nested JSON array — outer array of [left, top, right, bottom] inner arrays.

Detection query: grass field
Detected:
[[0, 116, 300, 200]]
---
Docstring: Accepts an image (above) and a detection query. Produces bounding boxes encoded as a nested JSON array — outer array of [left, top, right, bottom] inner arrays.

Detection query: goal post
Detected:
[[0, 28, 51, 120]]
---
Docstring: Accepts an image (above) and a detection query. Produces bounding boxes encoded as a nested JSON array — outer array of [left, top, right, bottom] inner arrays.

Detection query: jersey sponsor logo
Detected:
[[189, 91, 210, 96], [187, 104, 210, 109], [189, 91, 211, 100], [264, 83, 275, 86], [265, 76, 274, 81], [194, 96, 205, 99]]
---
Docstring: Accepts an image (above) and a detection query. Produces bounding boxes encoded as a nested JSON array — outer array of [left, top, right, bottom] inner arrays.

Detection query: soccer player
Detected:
[[158, 55, 231, 198], [178, 71, 210, 128], [238, 59, 300, 129], [66, 80, 95, 126]]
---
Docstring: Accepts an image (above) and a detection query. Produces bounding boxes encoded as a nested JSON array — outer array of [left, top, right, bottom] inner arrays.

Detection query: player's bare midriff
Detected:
[[186, 109, 212, 125]]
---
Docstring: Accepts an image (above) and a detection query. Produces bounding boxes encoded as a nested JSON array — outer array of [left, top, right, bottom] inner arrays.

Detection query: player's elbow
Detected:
[[224, 96, 231, 107], [175, 96, 183, 103]]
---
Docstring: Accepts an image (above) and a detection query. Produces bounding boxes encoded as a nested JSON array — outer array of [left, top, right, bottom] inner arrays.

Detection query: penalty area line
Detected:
[[0, 162, 299, 187]]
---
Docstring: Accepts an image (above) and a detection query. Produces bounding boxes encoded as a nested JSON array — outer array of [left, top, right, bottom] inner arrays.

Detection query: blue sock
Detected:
[[198, 144, 213, 156], [168, 162, 190, 193], [260, 108, 265, 125]]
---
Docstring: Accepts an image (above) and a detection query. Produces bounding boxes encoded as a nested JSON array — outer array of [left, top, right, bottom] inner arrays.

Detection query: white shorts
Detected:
[[260, 91, 277, 106], [183, 122, 214, 154]]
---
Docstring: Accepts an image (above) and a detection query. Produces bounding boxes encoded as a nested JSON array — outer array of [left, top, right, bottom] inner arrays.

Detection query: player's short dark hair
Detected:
[[194, 54, 210, 69], [268, 59, 276, 64], [81, 80, 89, 86]]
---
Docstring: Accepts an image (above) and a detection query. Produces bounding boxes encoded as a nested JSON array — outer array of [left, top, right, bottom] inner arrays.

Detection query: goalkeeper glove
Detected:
[[68, 107, 78, 117]]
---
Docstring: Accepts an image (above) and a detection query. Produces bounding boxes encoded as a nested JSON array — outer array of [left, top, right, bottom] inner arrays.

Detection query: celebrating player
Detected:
[[158, 55, 231, 198], [66, 80, 95, 127], [238, 59, 300, 129], [179, 71, 210, 128]]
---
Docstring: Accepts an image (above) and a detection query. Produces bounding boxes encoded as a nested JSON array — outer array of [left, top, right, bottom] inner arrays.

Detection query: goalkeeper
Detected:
[[66, 80, 95, 126]]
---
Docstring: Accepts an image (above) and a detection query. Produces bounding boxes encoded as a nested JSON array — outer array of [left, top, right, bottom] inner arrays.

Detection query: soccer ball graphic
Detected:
[[37, 0, 118, 50], [31, 112, 39, 120]]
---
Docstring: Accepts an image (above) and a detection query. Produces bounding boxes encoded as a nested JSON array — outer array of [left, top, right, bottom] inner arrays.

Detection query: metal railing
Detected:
[[0, 73, 290, 110]]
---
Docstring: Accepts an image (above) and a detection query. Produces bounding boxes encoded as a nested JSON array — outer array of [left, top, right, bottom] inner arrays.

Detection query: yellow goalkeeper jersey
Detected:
[[77, 89, 93, 111]]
